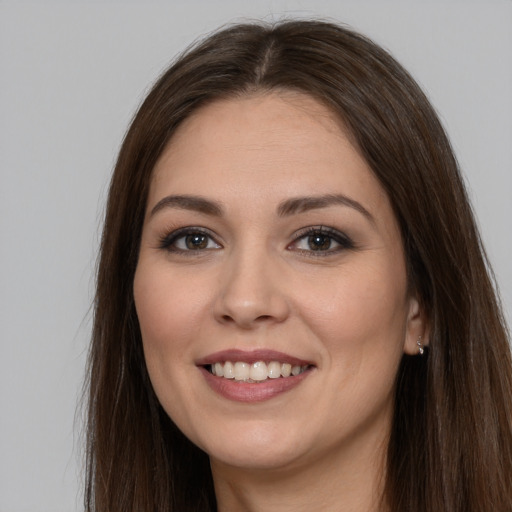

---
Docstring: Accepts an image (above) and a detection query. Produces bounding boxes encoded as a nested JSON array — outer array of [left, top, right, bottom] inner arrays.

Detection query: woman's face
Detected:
[[134, 92, 423, 473]]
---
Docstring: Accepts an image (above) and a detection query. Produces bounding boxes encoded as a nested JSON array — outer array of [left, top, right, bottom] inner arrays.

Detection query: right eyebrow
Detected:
[[277, 194, 375, 225], [149, 195, 224, 218]]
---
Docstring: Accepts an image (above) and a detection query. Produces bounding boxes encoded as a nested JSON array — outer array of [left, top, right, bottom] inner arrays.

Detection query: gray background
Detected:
[[1, 1, 511, 511]]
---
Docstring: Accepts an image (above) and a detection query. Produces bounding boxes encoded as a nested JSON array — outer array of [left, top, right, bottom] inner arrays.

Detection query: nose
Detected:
[[213, 247, 290, 329]]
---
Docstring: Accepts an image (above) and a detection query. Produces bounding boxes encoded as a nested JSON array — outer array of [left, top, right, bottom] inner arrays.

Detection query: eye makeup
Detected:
[[288, 225, 355, 257]]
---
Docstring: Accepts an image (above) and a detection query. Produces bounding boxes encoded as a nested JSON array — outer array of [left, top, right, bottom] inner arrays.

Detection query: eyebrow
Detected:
[[149, 193, 374, 223], [277, 194, 374, 223], [150, 195, 223, 217]]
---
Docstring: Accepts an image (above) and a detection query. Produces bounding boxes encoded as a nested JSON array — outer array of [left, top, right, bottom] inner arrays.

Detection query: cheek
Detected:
[[133, 266, 211, 399], [133, 264, 210, 424], [298, 262, 408, 361], [134, 263, 208, 346]]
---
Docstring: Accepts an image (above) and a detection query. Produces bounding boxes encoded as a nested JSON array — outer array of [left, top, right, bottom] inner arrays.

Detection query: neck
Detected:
[[211, 428, 389, 512]]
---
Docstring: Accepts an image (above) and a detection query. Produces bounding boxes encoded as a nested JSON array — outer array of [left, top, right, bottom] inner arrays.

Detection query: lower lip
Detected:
[[199, 367, 312, 402]]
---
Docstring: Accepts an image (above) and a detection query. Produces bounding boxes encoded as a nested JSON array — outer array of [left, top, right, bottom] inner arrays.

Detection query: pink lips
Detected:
[[196, 349, 314, 403]]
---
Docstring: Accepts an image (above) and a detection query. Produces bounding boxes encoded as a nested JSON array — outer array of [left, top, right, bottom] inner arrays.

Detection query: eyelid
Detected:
[[157, 224, 353, 255], [158, 226, 222, 252], [288, 225, 354, 254]]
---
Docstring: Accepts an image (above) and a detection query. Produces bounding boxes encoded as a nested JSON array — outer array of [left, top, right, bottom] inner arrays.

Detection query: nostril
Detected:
[[214, 291, 290, 327], [255, 315, 272, 322], [220, 313, 273, 327]]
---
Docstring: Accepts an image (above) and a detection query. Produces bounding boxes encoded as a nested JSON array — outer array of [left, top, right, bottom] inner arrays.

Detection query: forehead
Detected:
[[170, 90, 348, 148], [148, 91, 390, 219]]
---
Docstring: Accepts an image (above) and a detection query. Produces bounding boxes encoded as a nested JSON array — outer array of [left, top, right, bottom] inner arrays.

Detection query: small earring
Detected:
[[417, 336, 425, 355]]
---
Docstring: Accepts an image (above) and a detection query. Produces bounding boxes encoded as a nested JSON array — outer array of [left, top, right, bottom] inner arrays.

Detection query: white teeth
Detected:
[[250, 361, 268, 381], [281, 363, 292, 377], [214, 362, 224, 377], [223, 361, 235, 379], [267, 361, 281, 379], [234, 362, 249, 381], [210, 360, 309, 382]]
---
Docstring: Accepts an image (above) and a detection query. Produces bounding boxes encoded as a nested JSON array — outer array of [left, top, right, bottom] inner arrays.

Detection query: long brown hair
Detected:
[[85, 20, 512, 511]]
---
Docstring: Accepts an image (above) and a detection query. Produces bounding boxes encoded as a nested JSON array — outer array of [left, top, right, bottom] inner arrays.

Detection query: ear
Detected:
[[403, 295, 429, 355]]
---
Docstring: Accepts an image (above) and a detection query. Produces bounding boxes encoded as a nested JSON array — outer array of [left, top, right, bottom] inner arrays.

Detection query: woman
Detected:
[[85, 20, 512, 511]]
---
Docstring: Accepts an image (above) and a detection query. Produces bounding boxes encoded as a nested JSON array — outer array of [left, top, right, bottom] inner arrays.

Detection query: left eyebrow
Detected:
[[149, 194, 224, 218], [277, 194, 375, 224]]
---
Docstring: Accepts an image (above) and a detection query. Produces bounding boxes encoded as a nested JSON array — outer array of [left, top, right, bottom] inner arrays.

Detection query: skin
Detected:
[[133, 91, 426, 512]]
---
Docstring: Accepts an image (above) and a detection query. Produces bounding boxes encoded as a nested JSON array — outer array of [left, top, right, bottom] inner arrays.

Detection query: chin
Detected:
[[210, 446, 305, 472], [195, 423, 308, 471]]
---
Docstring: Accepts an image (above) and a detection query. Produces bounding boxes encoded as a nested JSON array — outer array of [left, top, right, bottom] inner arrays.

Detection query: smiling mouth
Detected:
[[207, 361, 312, 383]]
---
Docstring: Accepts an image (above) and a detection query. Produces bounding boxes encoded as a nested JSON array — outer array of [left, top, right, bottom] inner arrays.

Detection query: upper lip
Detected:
[[196, 349, 314, 367]]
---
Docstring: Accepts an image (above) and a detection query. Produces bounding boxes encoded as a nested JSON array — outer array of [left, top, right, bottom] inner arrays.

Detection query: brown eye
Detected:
[[307, 234, 332, 251], [289, 227, 354, 256], [185, 233, 209, 250], [160, 228, 221, 252]]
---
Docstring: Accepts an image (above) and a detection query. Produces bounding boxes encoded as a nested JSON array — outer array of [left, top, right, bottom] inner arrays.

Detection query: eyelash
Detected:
[[289, 226, 355, 256], [158, 227, 221, 253], [158, 225, 354, 256]]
